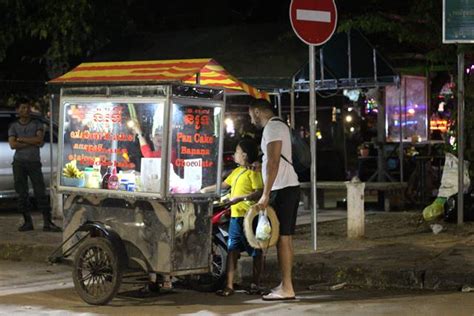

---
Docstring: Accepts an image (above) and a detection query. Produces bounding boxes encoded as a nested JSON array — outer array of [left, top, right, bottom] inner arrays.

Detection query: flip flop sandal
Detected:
[[261, 292, 296, 301], [216, 287, 234, 297]]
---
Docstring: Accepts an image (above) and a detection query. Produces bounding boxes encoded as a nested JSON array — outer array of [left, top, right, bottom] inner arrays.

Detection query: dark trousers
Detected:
[[12, 160, 51, 221]]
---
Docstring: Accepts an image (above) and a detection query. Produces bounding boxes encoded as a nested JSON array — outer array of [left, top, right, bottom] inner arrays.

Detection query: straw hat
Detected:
[[244, 204, 280, 249]]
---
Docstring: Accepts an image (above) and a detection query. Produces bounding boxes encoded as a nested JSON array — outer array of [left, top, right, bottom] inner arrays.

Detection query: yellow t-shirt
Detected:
[[224, 166, 263, 218]]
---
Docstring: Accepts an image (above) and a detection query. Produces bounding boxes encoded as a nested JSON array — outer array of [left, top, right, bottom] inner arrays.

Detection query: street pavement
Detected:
[[0, 196, 473, 293], [1, 260, 474, 315]]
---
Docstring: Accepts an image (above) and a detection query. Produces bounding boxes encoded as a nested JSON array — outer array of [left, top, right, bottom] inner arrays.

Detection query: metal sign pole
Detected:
[[290, 79, 296, 129], [309, 44, 318, 251], [457, 51, 465, 225]]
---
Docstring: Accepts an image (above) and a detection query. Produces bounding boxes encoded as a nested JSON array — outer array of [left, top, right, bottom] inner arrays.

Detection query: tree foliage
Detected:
[[336, 0, 459, 68], [0, 0, 132, 78], [0, 0, 471, 79]]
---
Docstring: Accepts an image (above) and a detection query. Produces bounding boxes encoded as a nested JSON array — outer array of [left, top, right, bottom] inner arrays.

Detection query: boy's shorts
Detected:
[[227, 217, 261, 257]]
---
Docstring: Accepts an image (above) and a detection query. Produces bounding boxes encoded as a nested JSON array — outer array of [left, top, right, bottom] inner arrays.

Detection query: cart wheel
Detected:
[[191, 236, 227, 292], [72, 237, 123, 305]]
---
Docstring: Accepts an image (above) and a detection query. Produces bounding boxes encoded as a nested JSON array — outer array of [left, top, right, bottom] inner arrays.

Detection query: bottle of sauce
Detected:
[[107, 165, 119, 190], [102, 166, 112, 189]]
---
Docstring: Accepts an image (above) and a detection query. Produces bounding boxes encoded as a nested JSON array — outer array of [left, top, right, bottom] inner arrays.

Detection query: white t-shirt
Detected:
[[261, 117, 299, 191]]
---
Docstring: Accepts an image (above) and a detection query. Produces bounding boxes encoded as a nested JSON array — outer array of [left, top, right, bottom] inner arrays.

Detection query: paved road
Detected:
[[0, 260, 473, 316]]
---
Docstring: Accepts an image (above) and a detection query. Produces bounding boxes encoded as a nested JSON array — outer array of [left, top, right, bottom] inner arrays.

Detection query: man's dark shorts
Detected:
[[227, 217, 261, 257], [270, 185, 300, 235]]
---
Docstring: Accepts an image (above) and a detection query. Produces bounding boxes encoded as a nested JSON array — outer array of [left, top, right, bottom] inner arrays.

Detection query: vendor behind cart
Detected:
[[128, 105, 177, 163]]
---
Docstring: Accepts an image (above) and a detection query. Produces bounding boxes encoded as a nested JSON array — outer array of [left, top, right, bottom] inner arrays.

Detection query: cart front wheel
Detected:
[[73, 237, 123, 305]]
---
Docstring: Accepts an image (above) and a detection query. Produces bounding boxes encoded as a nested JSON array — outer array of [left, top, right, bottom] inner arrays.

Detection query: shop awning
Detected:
[[49, 58, 269, 100]]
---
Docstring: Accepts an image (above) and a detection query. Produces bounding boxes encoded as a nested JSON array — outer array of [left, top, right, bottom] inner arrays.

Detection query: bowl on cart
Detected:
[[62, 177, 85, 188]]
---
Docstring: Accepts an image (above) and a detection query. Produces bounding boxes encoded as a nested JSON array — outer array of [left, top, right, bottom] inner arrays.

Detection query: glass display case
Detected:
[[385, 76, 428, 142], [57, 85, 225, 199]]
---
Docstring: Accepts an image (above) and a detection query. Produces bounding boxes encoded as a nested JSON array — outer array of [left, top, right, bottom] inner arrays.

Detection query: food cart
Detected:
[[47, 59, 268, 305]]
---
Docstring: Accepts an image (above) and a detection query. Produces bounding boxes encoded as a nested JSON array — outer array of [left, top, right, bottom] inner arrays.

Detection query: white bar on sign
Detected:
[[296, 9, 331, 23]]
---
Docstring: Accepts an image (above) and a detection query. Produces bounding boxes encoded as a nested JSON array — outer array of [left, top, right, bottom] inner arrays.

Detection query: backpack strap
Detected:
[[230, 168, 248, 198], [268, 117, 293, 166]]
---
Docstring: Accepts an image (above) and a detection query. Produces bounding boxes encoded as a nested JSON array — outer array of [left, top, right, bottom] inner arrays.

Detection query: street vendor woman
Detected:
[[128, 116, 177, 164], [128, 109, 189, 193]]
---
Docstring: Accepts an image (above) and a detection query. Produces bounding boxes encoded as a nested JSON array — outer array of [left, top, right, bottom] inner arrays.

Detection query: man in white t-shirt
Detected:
[[249, 99, 300, 301]]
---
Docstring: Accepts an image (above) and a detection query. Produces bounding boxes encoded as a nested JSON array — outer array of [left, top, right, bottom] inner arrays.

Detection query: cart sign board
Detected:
[[443, 0, 474, 43], [290, 0, 338, 46]]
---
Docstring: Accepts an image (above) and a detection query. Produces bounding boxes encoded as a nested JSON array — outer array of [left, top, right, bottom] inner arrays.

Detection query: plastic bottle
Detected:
[[84, 167, 94, 188], [93, 158, 102, 175], [107, 166, 119, 190], [90, 158, 102, 189]]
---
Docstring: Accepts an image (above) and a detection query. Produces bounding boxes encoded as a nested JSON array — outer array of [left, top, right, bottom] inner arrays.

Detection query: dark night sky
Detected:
[[0, 1, 451, 89], [125, 1, 292, 31]]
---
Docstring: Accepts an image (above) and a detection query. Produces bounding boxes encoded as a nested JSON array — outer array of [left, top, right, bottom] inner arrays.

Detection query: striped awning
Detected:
[[49, 58, 269, 100]]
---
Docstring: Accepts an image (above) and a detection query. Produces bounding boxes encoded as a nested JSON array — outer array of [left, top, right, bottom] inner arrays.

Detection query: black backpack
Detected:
[[270, 118, 311, 174]]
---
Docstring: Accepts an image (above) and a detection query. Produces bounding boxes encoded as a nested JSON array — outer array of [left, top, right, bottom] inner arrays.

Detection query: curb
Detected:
[[239, 252, 474, 291], [2, 239, 473, 292], [0, 242, 56, 263]]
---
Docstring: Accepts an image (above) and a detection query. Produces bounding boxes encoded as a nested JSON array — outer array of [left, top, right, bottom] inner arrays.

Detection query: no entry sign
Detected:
[[290, 0, 338, 46]]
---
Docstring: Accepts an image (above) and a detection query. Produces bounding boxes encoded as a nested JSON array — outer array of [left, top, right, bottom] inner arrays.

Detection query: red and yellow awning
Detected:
[[49, 58, 269, 100]]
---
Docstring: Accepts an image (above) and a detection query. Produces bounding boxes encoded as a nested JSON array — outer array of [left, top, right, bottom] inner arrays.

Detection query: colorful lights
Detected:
[[430, 119, 449, 132], [364, 97, 378, 113], [466, 64, 474, 74]]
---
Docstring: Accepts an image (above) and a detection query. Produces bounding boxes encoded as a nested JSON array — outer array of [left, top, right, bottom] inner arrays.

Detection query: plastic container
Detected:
[[62, 176, 85, 188], [119, 179, 129, 191], [90, 171, 102, 189], [84, 167, 94, 188]]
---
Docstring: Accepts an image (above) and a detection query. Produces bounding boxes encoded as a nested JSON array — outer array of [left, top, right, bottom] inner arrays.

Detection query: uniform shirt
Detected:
[[8, 119, 43, 162], [225, 166, 263, 217], [261, 117, 299, 190], [140, 144, 177, 164]]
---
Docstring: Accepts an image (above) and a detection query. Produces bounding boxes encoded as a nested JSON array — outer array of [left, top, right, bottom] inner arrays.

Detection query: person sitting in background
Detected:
[[201, 139, 264, 297]]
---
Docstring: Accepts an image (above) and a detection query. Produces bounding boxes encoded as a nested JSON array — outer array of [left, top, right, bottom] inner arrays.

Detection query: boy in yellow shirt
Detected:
[[202, 139, 263, 296]]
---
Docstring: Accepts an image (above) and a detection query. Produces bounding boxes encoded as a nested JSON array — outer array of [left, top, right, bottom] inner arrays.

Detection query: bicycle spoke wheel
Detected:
[[73, 237, 123, 305]]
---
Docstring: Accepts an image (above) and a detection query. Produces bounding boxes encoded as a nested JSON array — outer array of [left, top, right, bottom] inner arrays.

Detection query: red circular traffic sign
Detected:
[[290, 0, 338, 46]]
